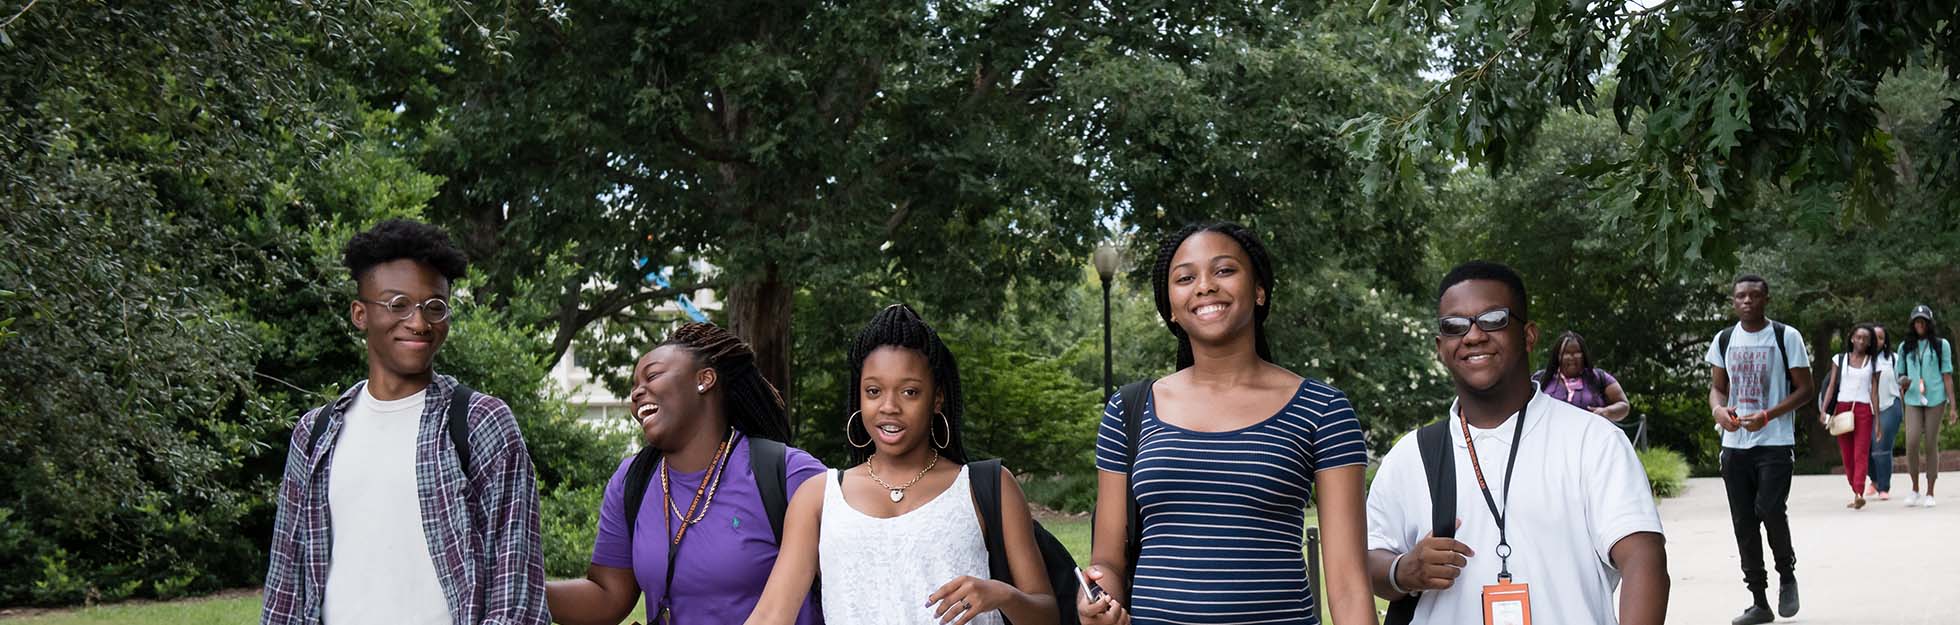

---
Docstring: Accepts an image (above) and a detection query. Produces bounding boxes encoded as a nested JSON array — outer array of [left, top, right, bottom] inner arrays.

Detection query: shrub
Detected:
[[542, 483, 610, 580], [1638, 447, 1691, 499], [1020, 472, 1100, 515]]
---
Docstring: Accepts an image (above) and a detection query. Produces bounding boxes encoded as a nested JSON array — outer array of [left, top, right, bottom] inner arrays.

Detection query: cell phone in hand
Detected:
[[1074, 567, 1106, 601]]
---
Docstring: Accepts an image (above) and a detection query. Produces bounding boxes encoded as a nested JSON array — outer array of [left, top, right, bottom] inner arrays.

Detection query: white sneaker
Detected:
[[1906, 492, 1923, 507], [1924, 496, 1939, 508]]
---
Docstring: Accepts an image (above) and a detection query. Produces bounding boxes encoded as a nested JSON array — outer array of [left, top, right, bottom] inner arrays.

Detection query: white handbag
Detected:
[[1828, 410, 1856, 436]]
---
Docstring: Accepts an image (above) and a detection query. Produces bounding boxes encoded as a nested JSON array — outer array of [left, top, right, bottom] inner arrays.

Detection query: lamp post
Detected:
[[1093, 244, 1121, 401]]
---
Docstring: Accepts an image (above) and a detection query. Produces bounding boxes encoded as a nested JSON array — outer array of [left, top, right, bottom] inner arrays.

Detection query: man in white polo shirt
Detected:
[[1366, 261, 1669, 625]]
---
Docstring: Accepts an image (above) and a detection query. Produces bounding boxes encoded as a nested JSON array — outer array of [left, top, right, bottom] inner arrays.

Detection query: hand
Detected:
[[1076, 567, 1130, 625], [1590, 407, 1608, 417], [1739, 411, 1771, 432], [1397, 521, 1476, 594], [1947, 405, 1957, 426], [928, 576, 1013, 625], [1714, 406, 1740, 432]]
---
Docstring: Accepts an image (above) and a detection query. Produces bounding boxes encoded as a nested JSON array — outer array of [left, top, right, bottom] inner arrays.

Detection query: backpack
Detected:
[[970, 458, 1082, 625], [1120, 380, 1156, 578], [620, 436, 792, 544], [310, 382, 477, 478], [1383, 420, 1458, 625], [1717, 321, 1795, 389]]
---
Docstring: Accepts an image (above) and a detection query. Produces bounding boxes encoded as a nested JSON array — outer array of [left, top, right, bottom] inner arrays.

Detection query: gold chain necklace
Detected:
[[660, 430, 733, 544], [866, 450, 939, 503]]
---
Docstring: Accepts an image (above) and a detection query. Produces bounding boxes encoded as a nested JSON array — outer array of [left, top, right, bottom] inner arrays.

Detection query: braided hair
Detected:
[[844, 304, 969, 466], [1151, 222, 1277, 370], [658, 322, 794, 443], [1537, 331, 1604, 397]]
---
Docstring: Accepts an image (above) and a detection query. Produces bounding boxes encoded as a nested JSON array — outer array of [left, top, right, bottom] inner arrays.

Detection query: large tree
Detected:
[[406, 2, 1442, 424], [1351, 0, 1960, 270]]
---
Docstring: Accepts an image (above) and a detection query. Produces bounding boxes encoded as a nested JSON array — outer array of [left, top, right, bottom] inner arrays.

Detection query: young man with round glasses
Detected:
[[1365, 261, 1668, 625], [261, 219, 550, 625]]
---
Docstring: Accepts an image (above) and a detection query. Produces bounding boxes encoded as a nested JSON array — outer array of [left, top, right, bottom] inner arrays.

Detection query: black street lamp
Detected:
[[1093, 243, 1120, 401]]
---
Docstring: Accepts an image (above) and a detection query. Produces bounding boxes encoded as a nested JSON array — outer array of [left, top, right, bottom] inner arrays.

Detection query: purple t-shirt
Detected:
[[591, 436, 827, 625], [1539, 369, 1620, 410]]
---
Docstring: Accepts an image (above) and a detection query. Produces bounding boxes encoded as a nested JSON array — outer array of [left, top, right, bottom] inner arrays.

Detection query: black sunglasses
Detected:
[[1437, 307, 1512, 337]]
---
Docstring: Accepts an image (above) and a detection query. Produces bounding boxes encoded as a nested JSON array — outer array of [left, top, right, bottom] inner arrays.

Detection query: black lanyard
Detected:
[[1458, 396, 1528, 582]]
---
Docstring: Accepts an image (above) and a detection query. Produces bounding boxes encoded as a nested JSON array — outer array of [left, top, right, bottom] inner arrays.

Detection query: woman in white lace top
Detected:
[[744, 304, 1057, 625]]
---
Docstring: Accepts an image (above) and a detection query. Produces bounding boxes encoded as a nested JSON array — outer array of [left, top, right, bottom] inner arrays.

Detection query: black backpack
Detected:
[[1114, 379, 1155, 587], [1383, 420, 1457, 625], [620, 436, 792, 543], [1717, 321, 1795, 389], [310, 382, 477, 477], [969, 457, 1082, 625]]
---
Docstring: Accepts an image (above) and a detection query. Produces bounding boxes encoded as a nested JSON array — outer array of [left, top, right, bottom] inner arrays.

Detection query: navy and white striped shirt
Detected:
[[1096, 378, 1368, 625]]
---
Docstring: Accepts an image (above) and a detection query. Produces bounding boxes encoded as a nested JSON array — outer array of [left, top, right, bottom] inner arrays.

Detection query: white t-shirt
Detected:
[[1876, 353, 1901, 410], [324, 385, 452, 625], [1704, 321, 1810, 448], [1367, 390, 1664, 625], [1832, 353, 1877, 405]]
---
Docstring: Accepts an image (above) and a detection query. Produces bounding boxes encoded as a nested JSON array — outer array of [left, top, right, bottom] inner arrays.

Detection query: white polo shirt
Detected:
[[1367, 389, 1664, 625]]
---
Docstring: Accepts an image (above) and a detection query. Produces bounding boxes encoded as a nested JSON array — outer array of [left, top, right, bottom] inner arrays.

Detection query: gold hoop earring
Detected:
[[932, 412, 951, 449], [845, 411, 873, 449]]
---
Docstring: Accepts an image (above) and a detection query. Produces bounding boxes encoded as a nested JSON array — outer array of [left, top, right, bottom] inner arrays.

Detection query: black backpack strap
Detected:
[[621, 445, 663, 544], [1717, 326, 1734, 367], [969, 458, 1012, 582], [749, 437, 790, 544], [1384, 420, 1457, 625], [1771, 321, 1794, 387], [447, 383, 477, 478], [1118, 378, 1154, 583]]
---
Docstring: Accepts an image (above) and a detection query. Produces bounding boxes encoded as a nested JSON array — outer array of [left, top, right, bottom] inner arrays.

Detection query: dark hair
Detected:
[[845, 304, 968, 465], [342, 218, 469, 287], [1873, 323, 1892, 355], [1902, 308, 1948, 373], [1847, 324, 1879, 358], [658, 322, 793, 443], [1538, 330, 1603, 396], [1733, 273, 1770, 295], [1437, 260, 1529, 322], [1151, 222, 1277, 370]]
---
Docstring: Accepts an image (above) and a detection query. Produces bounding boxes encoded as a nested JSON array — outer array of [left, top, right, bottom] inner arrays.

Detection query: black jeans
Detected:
[[1720, 445, 1797, 592]]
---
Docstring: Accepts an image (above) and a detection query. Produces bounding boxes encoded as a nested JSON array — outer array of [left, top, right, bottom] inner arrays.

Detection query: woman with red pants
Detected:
[[1822, 323, 1882, 509]]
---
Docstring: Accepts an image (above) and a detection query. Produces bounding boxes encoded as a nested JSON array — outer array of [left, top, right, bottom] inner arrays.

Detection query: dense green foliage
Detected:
[[6, 0, 1958, 608]]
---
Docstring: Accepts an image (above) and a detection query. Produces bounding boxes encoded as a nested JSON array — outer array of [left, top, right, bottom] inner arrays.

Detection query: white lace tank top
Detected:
[[818, 465, 1002, 625]]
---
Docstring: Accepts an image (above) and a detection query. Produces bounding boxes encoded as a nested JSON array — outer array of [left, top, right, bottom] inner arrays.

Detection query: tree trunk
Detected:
[[1803, 323, 1839, 468], [728, 261, 795, 425]]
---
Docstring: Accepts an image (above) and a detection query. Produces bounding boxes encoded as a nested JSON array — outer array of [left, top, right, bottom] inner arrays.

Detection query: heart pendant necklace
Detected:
[[867, 450, 939, 502]]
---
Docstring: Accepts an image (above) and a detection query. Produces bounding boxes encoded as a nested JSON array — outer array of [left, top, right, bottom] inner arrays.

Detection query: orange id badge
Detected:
[[1481, 580, 1532, 625]]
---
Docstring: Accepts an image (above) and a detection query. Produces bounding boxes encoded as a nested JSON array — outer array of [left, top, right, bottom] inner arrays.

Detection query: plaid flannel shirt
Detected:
[[260, 374, 550, 625]]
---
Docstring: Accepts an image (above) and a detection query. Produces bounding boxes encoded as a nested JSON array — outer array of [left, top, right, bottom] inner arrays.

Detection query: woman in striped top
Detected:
[[1077, 222, 1374, 625]]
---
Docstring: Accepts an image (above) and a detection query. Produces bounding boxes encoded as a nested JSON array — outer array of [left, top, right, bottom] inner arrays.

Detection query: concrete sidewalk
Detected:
[[1662, 474, 1959, 624]]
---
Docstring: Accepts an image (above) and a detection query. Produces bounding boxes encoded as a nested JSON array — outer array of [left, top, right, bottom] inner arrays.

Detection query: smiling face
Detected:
[[1558, 337, 1587, 377], [856, 346, 943, 457], [626, 344, 712, 449], [1436, 279, 1539, 394], [1166, 231, 1265, 348], [351, 259, 451, 380]]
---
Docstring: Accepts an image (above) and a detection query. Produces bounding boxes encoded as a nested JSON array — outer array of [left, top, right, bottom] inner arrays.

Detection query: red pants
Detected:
[[1835, 401, 1875, 495]]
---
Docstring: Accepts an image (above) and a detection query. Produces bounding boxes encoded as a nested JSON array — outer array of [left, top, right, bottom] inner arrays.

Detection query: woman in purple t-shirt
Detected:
[[1535, 331, 1631, 421], [545, 323, 827, 625]]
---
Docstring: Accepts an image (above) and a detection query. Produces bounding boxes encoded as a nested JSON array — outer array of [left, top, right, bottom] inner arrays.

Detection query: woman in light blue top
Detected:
[[1897, 305, 1954, 508]]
